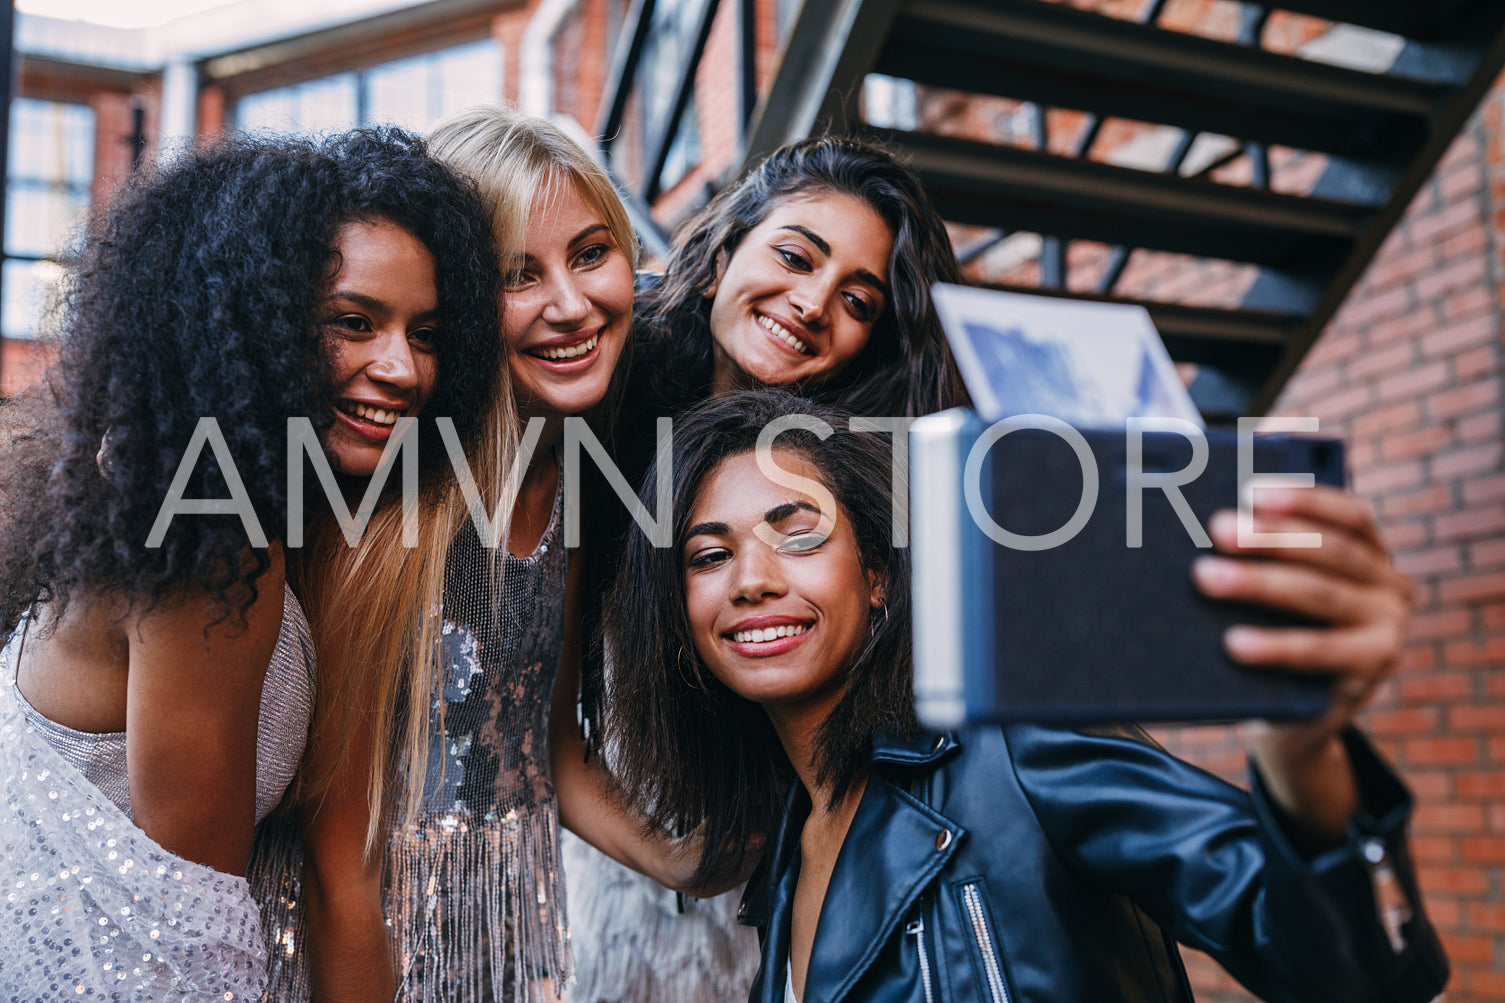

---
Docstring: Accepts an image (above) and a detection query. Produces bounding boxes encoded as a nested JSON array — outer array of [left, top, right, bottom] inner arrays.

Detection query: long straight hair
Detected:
[[430, 105, 641, 436], [429, 104, 642, 760], [428, 105, 640, 280], [309, 107, 640, 852]]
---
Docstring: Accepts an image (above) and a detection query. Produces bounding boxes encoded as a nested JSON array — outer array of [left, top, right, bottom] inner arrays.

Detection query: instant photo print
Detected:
[[930, 283, 1205, 428], [912, 286, 1342, 726]]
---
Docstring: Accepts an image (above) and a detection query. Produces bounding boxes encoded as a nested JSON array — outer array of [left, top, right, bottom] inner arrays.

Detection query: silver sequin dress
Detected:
[[387, 474, 572, 1003], [0, 584, 316, 1001]]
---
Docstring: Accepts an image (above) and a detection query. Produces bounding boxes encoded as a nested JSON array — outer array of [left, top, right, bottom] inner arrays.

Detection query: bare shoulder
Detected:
[[129, 547, 287, 658]]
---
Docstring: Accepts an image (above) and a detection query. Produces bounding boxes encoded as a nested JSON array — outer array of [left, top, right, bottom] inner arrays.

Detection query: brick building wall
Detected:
[[2, 65, 151, 396], [1147, 72, 1505, 1003], [649, 0, 755, 229]]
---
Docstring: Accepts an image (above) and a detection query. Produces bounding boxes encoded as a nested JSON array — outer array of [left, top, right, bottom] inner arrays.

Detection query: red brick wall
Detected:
[[492, 6, 529, 105], [553, 0, 613, 128], [1154, 74, 1505, 1003], [650, 0, 746, 228], [4, 70, 150, 397], [0, 339, 54, 398], [90, 83, 158, 200]]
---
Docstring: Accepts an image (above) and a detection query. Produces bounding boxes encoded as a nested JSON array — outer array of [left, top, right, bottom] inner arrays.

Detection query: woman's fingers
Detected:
[[1219, 620, 1403, 675], [1194, 484, 1414, 726], [1205, 508, 1393, 588], [1241, 484, 1385, 546], [1192, 553, 1409, 629]]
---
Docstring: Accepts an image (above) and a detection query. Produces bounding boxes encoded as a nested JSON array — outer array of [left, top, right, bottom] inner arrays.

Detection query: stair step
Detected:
[[1265, 0, 1474, 39], [876, 0, 1449, 161], [865, 127, 1369, 271]]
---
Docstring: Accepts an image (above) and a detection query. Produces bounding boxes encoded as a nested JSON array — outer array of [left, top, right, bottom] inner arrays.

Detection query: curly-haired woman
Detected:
[[0, 128, 504, 1000]]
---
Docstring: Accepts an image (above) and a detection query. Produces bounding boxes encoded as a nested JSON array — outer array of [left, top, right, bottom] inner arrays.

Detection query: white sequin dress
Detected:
[[0, 584, 316, 1001]]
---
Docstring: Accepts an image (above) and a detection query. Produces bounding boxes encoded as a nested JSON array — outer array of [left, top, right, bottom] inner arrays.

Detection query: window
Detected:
[[4, 98, 95, 342], [234, 39, 502, 135]]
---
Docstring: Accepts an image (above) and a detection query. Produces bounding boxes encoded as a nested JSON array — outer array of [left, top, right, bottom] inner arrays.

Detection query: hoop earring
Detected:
[[870, 602, 889, 636], [677, 645, 706, 691]]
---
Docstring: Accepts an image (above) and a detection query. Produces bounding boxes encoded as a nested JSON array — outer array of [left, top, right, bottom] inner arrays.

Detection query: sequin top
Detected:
[[386, 470, 572, 1003], [4, 583, 315, 826], [0, 583, 316, 1001]]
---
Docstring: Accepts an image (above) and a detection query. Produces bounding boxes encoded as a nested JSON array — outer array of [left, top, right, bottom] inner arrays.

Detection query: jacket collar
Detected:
[[741, 740, 966, 1003], [739, 730, 961, 928], [806, 776, 964, 1003], [871, 728, 962, 766]]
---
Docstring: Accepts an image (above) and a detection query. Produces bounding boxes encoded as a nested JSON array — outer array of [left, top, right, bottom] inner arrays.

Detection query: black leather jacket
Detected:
[[738, 725, 1447, 1003]]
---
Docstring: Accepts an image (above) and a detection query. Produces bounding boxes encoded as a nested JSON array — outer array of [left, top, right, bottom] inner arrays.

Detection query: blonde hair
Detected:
[[428, 104, 640, 273], [294, 408, 521, 859]]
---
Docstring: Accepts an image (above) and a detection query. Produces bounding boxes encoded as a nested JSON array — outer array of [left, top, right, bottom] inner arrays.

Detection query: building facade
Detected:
[[7, 1, 1505, 999]]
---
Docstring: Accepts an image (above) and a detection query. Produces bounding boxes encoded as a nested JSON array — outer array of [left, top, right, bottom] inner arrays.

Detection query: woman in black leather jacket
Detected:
[[604, 388, 1447, 1003]]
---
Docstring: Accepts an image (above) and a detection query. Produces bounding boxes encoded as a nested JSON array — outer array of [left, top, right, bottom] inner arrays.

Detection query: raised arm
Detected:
[[1193, 484, 1413, 845]]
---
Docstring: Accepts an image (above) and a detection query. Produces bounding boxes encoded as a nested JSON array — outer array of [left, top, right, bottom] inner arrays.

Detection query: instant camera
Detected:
[[910, 285, 1341, 727]]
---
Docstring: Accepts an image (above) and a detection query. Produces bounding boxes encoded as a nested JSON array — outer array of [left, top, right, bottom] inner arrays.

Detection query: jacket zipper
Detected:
[[962, 882, 1010, 1003], [905, 915, 936, 1003]]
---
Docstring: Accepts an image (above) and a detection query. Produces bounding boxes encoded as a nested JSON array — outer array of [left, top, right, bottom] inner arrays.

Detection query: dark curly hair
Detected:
[[0, 128, 502, 631], [635, 135, 969, 418], [602, 388, 918, 889]]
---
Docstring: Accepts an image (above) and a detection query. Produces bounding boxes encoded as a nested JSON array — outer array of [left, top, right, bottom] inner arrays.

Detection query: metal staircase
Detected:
[[597, 0, 1505, 418]]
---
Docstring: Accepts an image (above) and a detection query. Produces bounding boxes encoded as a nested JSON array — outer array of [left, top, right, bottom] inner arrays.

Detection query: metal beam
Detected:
[[1259, 0, 1472, 38], [595, 0, 656, 148], [621, 188, 672, 264], [1247, 1, 1505, 413], [866, 127, 1368, 269], [1187, 365, 1268, 423], [739, 0, 900, 172], [965, 279, 1292, 418], [737, 0, 756, 133], [1039, 236, 1064, 289], [968, 280, 1299, 349], [1094, 246, 1129, 295], [644, 0, 721, 202], [875, 0, 1443, 160]]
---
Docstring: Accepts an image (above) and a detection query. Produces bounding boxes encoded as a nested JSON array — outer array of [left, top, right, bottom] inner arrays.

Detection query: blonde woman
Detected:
[[300, 106, 714, 1003]]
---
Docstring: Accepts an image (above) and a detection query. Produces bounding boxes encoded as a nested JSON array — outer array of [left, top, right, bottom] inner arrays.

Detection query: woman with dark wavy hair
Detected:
[[604, 387, 1444, 1003], [567, 135, 971, 1003], [635, 135, 968, 417], [0, 128, 503, 1000]]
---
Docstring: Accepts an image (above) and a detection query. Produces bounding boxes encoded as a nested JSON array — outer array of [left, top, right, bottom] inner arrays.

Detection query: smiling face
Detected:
[[502, 180, 634, 423], [682, 448, 883, 720], [705, 191, 894, 395], [319, 218, 439, 478]]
